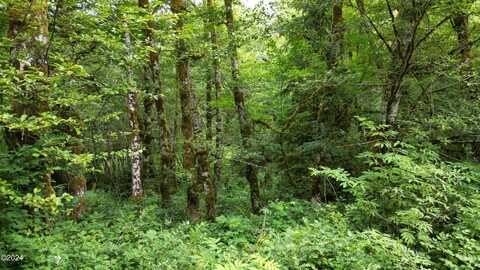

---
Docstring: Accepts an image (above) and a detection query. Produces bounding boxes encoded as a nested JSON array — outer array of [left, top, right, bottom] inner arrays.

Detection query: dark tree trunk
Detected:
[[171, 0, 202, 220], [142, 87, 155, 179], [224, 0, 260, 213], [451, 13, 471, 64], [207, 0, 223, 205], [384, 2, 418, 126], [139, 0, 176, 206], [327, 0, 344, 69], [356, 0, 365, 15], [205, 77, 213, 142]]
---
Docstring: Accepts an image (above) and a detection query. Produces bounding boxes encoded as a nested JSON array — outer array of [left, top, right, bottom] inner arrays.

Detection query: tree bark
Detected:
[[139, 0, 176, 206], [124, 22, 143, 200], [451, 13, 471, 64], [203, 0, 223, 220], [224, 0, 261, 213], [141, 84, 155, 179], [172, 0, 194, 171], [384, 2, 418, 126], [206, 77, 213, 142], [211, 0, 223, 188], [356, 0, 365, 15], [171, 0, 202, 220], [327, 0, 344, 69]]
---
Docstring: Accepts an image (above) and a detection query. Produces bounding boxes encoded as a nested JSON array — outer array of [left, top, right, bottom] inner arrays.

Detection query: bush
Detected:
[[2, 196, 429, 270], [312, 120, 480, 269]]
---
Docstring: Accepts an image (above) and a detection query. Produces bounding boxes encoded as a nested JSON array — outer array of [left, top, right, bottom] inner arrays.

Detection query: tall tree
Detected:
[[6, 0, 54, 197], [312, 0, 345, 200], [358, 1, 450, 126], [224, 0, 261, 213], [138, 0, 176, 206], [206, 0, 223, 191], [123, 21, 143, 200], [171, 0, 198, 219]]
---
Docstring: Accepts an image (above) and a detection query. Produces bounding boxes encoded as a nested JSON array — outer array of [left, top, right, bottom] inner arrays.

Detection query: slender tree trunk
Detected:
[[203, 0, 223, 219], [451, 12, 477, 157], [171, 0, 201, 220], [312, 1, 344, 199], [384, 2, 417, 126], [327, 0, 344, 69], [451, 13, 471, 64], [451, 12, 474, 99], [356, 0, 365, 15], [172, 1, 194, 170], [142, 83, 155, 179], [124, 22, 143, 200], [213, 76, 223, 188], [206, 77, 214, 141], [210, 0, 223, 187], [139, 0, 176, 206], [224, 0, 260, 213]]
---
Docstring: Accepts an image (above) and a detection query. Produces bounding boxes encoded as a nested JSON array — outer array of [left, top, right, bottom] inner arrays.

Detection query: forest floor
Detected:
[[3, 182, 431, 270]]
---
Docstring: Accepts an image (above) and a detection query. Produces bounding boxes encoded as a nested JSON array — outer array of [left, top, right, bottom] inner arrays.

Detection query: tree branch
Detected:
[[415, 15, 451, 48], [356, 4, 393, 54]]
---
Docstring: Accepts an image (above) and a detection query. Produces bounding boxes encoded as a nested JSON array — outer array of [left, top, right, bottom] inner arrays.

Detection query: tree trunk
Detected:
[[124, 22, 143, 200], [68, 175, 87, 221], [203, 0, 223, 220], [139, 0, 176, 206], [356, 0, 365, 15], [206, 77, 213, 142], [451, 13, 471, 64], [196, 147, 215, 220], [6, 0, 54, 202], [172, 0, 194, 170], [224, 0, 260, 213], [171, 0, 201, 220], [327, 0, 344, 69], [210, 0, 223, 188], [142, 84, 155, 180], [384, 2, 417, 126]]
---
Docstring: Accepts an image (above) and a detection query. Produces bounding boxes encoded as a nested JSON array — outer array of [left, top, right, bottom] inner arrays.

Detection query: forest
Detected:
[[0, 0, 479, 269]]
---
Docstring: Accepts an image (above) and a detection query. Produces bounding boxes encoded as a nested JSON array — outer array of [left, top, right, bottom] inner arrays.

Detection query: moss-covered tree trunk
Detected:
[[327, 0, 344, 69], [452, 13, 471, 64], [224, 0, 261, 213], [209, 0, 223, 190], [138, 0, 176, 206], [171, 0, 201, 220]]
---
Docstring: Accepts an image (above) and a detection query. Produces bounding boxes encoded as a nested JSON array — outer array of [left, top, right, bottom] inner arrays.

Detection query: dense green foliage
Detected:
[[1, 0, 479, 269], [4, 192, 432, 270]]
